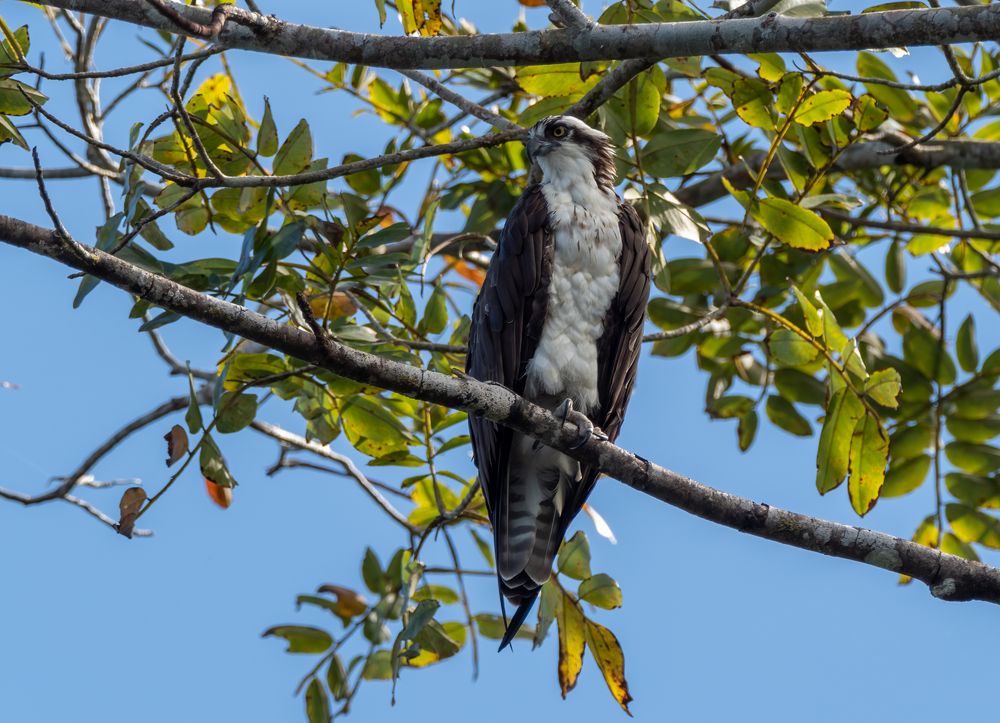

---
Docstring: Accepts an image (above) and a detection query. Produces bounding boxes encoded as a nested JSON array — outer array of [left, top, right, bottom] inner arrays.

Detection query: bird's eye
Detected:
[[551, 125, 567, 138]]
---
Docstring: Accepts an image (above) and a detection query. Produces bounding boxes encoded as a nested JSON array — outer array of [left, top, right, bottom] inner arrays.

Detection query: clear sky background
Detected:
[[1, 1, 998, 722]]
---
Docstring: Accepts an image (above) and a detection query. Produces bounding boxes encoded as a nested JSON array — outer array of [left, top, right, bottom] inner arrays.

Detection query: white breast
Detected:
[[526, 164, 622, 414]]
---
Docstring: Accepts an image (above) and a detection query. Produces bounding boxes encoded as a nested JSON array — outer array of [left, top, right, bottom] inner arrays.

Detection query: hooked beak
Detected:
[[526, 137, 557, 165]]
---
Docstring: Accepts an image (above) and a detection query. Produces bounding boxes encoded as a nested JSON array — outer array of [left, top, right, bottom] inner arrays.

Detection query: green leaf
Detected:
[[642, 130, 722, 177], [186, 373, 203, 433], [856, 52, 918, 122], [475, 613, 533, 641], [273, 118, 313, 176], [421, 286, 448, 335], [0, 24, 29, 78], [947, 504, 1000, 549], [534, 579, 560, 649], [773, 369, 826, 405], [262, 625, 333, 653], [881, 454, 930, 497], [776, 73, 803, 115], [578, 573, 623, 609], [864, 368, 902, 408], [361, 650, 393, 680], [327, 655, 347, 700], [792, 286, 823, 337], [215, 391, 258, 433], [0, 78, 47, 116], [848, 412, 889, 516], [257, 97, 278, 157], [516, 63, 598, 97], [341, 396, 410, 457], [361, 547, 385, 594], [794, 90, 852, 126], [903, 326, 956, 385], [199, 433, 237, 488], [751, 198, 834, 251], [738, 409, 758, 452], [629, 70, 661, 136], [853, 94, 889, 132], [750, 52, 787, 82], [946, 415, 1000, 444], [411, 584, 459, 604], [814, 292, 848, 352], [305, 678, 331, 723], [890, 423, 931, 459], [945, 442, 1000, 474], [557, 531, 592, 580], [769, 328, 818, 366], [709, 395, 755, 419], [584, 619, 633, 714], [816, 388, 865, 494], [731, 77, 775, 130], [766, 395, 812, 436], [946, 473, 1000, 508], [885, 240, 905, 294], [956, 314, 978, 373]]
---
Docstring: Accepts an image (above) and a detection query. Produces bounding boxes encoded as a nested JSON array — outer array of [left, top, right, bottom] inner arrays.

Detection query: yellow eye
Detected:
[[552, 125, 567, 138]]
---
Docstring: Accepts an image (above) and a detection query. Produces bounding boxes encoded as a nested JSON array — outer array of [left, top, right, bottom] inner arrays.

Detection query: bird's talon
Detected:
[[557, 398, 597, 449]]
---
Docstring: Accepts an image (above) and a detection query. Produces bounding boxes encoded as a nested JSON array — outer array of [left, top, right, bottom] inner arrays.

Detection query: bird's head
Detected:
[[526, 115, 616, 189]]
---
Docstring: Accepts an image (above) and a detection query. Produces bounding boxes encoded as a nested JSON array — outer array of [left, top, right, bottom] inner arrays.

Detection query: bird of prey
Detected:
[[466, 115, 651, 650]]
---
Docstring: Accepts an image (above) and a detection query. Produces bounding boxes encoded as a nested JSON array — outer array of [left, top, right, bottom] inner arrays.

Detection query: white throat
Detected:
[[526, 152, 622, 413]]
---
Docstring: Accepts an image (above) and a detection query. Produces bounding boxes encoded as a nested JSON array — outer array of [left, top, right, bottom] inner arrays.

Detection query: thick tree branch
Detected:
[[674, 139, 1000, 209], [4, 213, 1000, 606], [31, 1, 1000, 70]]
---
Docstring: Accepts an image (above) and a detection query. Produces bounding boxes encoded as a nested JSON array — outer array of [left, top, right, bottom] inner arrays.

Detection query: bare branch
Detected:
[[398, 69, 521, 132], [30, 1, 1000, 70], [5, 212, 1000, 606], [0, 393, 190, 506], [249, 420, 418, 533]]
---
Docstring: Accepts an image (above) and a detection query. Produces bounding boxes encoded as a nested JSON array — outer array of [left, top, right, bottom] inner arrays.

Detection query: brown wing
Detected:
[[466, 184, 553, 523], [568, 201, 651, 517]]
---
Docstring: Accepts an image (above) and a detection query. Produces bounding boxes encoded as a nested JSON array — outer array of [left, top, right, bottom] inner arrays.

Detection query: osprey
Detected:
[[466, 115, 651, 650]]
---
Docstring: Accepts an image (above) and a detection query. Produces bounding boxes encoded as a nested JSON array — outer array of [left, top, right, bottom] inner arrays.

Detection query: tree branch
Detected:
[[30, 1, 1000, 70], [4, 212, 1000, 606], [249, 420, 418, 533]]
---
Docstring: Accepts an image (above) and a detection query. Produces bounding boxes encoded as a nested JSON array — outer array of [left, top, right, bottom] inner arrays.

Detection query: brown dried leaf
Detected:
[[316, 584, 369, 618], [164, 424, 189, 466], [204, 478, 232, 509], [116, 487, 147, 538]]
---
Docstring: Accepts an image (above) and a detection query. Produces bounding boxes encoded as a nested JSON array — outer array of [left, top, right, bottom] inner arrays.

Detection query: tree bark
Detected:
[[3, 212, 999, 607], [30, 0, 1000, 70]]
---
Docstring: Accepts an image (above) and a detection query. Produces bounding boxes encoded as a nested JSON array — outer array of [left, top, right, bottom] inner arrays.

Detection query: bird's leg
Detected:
[[555, 398, 608, 450]]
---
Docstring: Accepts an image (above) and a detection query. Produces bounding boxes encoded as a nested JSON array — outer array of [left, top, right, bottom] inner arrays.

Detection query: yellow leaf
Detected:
[[584, 619, 633, 714], [847, 412, 889, 516], [309, 292, 357, 320], [557, 588, 585, 697]]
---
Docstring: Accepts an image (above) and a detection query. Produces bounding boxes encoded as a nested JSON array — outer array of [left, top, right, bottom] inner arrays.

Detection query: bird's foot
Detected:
[[555, 398, 608, 450]]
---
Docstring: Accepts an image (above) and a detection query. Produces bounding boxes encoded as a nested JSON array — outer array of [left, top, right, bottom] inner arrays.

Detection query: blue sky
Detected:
[[1, 2, 998, 722]]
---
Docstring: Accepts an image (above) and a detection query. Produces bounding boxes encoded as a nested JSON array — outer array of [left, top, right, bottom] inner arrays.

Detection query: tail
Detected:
[[498, 594, 539, 651], [494, 433, 577, 651]]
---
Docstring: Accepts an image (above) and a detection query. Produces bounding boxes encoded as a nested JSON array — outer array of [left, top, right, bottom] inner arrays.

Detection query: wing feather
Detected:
[[467, 184, 552, 522]]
